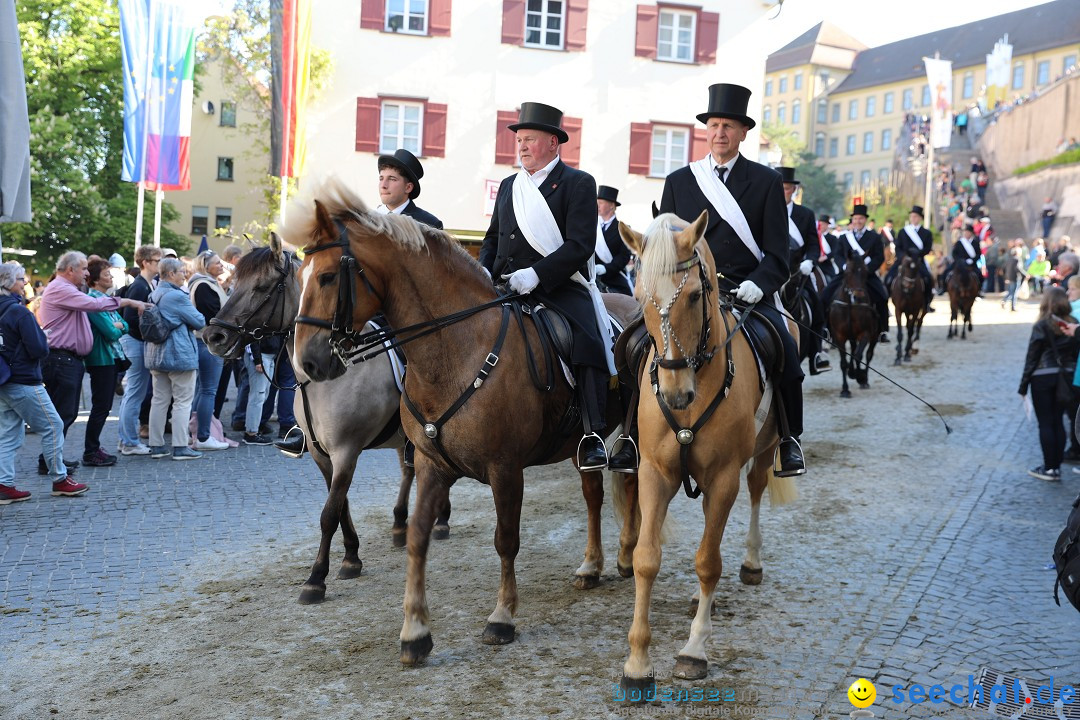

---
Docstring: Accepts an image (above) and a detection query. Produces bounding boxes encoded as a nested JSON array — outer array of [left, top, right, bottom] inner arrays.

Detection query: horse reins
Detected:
[[208, 251, 295, 342]]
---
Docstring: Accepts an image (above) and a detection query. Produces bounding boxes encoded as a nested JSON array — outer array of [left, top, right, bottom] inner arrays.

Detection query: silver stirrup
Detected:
[[773, 437, 807, 478], [607, 434, 639, 474], [577, 432, 608, 472], [277, 426, 306, 459]]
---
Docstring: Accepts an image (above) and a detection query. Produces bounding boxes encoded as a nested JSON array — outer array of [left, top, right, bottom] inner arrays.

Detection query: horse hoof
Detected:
[[840, 390, 852, 398], [858, 383, 870, 389], [392, 529, 407, 548], [298, 584, 326, 605], [673, 655, 709, 681], [688, 597, 717, 617], [400, 634, 434, 666], [431, 524, 450, 541], [739, 564, 763, 586], [574, 573, 601, 590], [337, 559, 363, 580], [482, 622, 516, 645], [617, 563, 634, 578], [619, 674, 656, 703], [893, 359, 901, 366]]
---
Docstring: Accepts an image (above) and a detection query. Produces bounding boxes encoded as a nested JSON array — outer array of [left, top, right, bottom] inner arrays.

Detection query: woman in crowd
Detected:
[[1019, 287, 1080, 480], [1028, 249, 1050, 295], [83, 258, 129, 467], [144, 257, 205, 461], [187, 251, 230, 451]]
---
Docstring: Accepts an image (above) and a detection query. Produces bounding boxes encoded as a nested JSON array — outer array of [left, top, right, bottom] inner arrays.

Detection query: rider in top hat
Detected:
[[944, 221, 982, 284], [479, 102, 623, 472], [376, 149, 443, 229], [658, 83, 806, 477], [594, 185, 632, 296], [779, 166, 830, 375], [821, 203, 890, 344], [884, 205, 935, 313]]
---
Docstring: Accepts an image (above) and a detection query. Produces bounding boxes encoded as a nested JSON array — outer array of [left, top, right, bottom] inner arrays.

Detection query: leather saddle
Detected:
[[738, 309, 784, 389]]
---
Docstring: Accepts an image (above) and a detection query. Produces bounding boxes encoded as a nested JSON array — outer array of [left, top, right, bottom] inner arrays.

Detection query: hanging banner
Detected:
[[923, 56, 953, 149], [270, 0, 312, 178], [0, 0, 32, 223], [985, 35, 1013, 111]]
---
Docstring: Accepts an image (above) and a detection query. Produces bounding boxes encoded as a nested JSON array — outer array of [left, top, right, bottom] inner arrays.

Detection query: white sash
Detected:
[[511, 170, 616, 375], [845, 231, 872, 265], [595, 218, 613, 264], [689, 157, 762, 260], [903, 225, 924, 250], [787, 208, 803, 247], [958, 237, 976, 258]]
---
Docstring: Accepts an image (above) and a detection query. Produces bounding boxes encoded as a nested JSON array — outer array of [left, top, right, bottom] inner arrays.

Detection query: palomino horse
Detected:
[[616, 212, 797, 692], [889, 254, 926, 364], [947, 264, 979, 339], [828, 253, 879, 397], [289, 179, 639, 665], [202, 235, 449, 607]]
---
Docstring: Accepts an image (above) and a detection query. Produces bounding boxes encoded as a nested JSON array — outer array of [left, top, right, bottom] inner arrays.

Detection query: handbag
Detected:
[[1054, 492, 1080, 613], [115, 356, 132, 373], [1047, 331, 1078, 405]]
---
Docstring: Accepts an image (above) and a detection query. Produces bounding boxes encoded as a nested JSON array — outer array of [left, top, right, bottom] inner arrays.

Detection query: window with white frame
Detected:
[[884, 92, 894, 114], [881, 128, 892, 151], [779, 75, 788, 93], [1012, 63, 1025, 89], [814, 133, 825, 157], [848, 99, 857, 120], [962, 73, 974, 99], [863, 132, 873, 153], [860, 170, 871, 187], [879, 168, 889, 183], [865, 96, 876, 117], [765, 79, 773, 96], [386, 0, 428, 34], [902, 88, 913, 110], [791, 99, 801, 125], [846, 135, 855, 155], [777, 102, 786, 125], [650, 126, 689, 177], [380, 100, 423, 155], [1037, 60, 1050, 85], [215, 207, 232, 231], [831, 103, 840, 123], [794, 71, 803, 90], [657, 8, 695, 63], [1065, 55, 1077, 73], [817, 99, 827, 124], [843, 172, 853, 191], [762, 105, 772, 124], [829, 137, 838, 158], [191, 206, 208, 235], [921, 84, 930, 106], [525, 0, 565, 49]]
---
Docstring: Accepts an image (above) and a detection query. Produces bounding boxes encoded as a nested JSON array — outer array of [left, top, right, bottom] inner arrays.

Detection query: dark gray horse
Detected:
[[203, 234, 448, 605]]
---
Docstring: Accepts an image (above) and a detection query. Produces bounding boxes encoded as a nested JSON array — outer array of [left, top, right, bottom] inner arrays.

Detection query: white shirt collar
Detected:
[[786, 201, 794, 217], [527, 155, 561, 187], [709, 153, 738, 178], [376, 200, 409, 215], [601, 214, 615, 231]]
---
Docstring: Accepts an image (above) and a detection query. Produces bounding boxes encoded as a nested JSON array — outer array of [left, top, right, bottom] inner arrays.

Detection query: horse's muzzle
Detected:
[[203, 326, 243, 360], [298, 335, 347, 382]]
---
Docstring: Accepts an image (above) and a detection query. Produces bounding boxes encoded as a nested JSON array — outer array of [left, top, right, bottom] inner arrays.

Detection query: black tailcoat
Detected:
[[401, 200, 443, 230], [596, 218, 632, 295], [788, 203, 820, 269]]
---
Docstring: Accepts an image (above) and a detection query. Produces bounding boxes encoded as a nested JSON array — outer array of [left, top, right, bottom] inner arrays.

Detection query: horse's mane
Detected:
[[635, 213, 688, 297], [233, 245, 300, 278]]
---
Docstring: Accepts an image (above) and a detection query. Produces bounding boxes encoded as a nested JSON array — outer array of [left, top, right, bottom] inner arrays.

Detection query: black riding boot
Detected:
[[275, 427, 306, 458], [774, 384, 806, 477], [608, 379, 639, 473], [576, 366, 609, 471]]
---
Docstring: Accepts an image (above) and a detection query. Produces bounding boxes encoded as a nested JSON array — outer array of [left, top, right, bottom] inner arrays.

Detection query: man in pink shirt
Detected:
[[38, 251, 147, 471]]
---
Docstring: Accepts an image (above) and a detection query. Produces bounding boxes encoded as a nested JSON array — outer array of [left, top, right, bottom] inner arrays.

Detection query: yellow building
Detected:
[[764, 0, 1080, 194]]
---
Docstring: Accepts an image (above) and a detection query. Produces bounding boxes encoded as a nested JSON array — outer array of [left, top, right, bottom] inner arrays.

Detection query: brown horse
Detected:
[[889, 254, 925, 364], [828, 254, 879, 397], [947, 263, 979, 339], [616, 212, 797, 693], [289, 179, 639, 666]]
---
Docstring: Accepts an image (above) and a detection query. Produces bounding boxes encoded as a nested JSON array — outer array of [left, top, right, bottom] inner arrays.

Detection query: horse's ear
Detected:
[[678, 210, 709, 253], [651, 201, 660, 219], [619, 221, 644, 256], [313, 199, 337, 243], [269, 231, 282, 258]]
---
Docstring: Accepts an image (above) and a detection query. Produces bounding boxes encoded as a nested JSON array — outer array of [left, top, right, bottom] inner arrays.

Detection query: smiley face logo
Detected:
[[848, 678, 876, 708]]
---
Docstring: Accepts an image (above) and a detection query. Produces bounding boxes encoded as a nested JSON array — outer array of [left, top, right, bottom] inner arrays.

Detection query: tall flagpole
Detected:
[[135, 182, 146, 251], [153, 188, 164, 247], [280, 176, 288, 226]]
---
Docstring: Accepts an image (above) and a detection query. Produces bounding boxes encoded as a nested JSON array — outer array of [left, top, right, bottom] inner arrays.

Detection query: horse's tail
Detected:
[[766, 466, 799, 507], [609, 473, 677, 545]]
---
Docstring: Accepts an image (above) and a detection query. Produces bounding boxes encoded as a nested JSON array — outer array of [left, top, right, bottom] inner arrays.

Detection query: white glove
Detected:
[[595, 264, 607, 276], [799, 259, 813, 276], [502, 267, 540, 294], [735, 280, 764, 304]]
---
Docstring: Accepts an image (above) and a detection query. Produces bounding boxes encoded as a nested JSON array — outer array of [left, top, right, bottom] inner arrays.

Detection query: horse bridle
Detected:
[[647, 250, 716, 373], [208, 250, 296, 341]]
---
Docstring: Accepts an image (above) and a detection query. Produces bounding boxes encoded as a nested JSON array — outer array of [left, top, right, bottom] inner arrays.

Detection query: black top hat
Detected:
[[507, 102, 569, 144], [696, 83, 756, 129], [778, 166, 799, 185], [597, 185, 621, 207], [377, 148, 424, 199], [851, 203, 869, 218], [962, 221, 976, 232], [909, 205, 924, 218]]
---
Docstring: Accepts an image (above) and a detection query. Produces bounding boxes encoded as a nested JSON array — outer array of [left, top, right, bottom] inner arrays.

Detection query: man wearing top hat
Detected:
[[479, 102, 621, 471], [779, 166, 829, 375], [944, 221, 982, 286], [817, 214, 840, 281], [595, 185, 633, 296], [376, 149, 443, 229], [884, 205, 935, 313], [820, 202, 890, 344], [658, 83, 806, 477]]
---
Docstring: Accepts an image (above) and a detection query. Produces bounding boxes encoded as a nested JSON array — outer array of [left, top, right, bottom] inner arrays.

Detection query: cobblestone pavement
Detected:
[[4, 298, 1080, 720]]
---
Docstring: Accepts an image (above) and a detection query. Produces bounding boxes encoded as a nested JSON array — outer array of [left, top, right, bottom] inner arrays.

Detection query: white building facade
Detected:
[[305, 0, 785, 233]]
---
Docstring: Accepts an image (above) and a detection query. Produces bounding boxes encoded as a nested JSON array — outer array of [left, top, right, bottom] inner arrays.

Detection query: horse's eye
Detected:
[[689, 290, 702, 303], [318, 272, 336, 287]]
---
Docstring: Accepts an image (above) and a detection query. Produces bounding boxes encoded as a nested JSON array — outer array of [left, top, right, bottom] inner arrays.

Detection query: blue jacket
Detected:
[[0, 294, 49, 385], [144, 282, 204, 372]]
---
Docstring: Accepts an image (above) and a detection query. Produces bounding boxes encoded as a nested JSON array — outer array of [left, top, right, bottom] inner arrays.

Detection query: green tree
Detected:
[[761, 123, 844, 218], [200, 0, 332, 239], [9, 0, 185, 276]]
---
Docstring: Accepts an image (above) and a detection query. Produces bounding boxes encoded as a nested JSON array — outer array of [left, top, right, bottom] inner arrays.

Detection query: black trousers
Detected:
[[85, 364, 118, 453], [1031, 374, 1068, 470], [575, 364, 608, 435], [754, 303, 804, 438], [41, 350, 86, 436]]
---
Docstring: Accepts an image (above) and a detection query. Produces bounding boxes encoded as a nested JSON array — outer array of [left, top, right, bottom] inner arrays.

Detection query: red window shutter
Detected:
[[635, 5, 658, 59], [355, 97, 380, 153], [561, 116, 583, 168], [628, 122, 652, 175], [494, 110, 519, 165], [565, 0, 588, 51], [360, 0, 383, 30], [501, 0, 525, 45], [423, 102, 448, 158], [696, 10, 719, 64], [429, 0, 452, 36], [691, 128, 708, 161]]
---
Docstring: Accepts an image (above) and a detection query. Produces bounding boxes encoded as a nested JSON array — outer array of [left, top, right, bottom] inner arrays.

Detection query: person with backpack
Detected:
[[117, 245, 162, 455], [144, 257, 205, 461], [0, 262, 88, 503]]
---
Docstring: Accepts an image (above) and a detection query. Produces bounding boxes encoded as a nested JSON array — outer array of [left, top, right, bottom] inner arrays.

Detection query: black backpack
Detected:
[[138, 303, 172, 344], [1053, 492, 1080, 612]]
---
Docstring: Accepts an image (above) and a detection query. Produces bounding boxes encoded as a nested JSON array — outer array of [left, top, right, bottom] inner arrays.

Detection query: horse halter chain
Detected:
[[648, 251, 716, 373]]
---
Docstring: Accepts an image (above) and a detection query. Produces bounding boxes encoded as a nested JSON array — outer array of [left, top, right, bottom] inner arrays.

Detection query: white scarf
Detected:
[[903, 225, 924, 250], [595, 217, 613, 264], [786, 204, 803, 247], [511, 169, 616, 375], [958, 236, 976, 258], [844, 230, 873, 265], [689, 157, 762, 260]]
